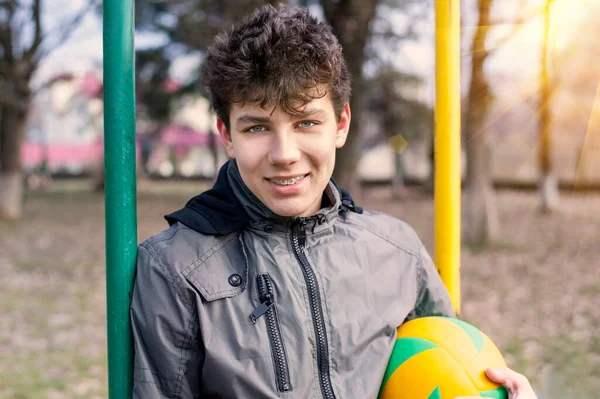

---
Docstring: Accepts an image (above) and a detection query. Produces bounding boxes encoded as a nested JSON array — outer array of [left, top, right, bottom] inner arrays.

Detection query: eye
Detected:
[[245, 125, 267, 133], [297, 121, 316, 129]]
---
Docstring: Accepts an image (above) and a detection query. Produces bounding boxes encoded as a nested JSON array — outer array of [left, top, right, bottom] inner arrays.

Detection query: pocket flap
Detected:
[[186, 233, 248, 301]]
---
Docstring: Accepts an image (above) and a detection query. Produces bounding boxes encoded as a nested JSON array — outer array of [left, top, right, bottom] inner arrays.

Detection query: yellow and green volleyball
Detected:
[[379, 316, 509, 399]]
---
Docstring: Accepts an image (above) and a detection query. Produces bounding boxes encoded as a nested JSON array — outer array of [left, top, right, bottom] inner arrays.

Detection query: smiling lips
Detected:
[[266, 174, 308, 186]]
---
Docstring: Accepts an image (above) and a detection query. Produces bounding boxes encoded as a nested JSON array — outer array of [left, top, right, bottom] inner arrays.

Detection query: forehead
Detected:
[[230, 92, 335, 118]]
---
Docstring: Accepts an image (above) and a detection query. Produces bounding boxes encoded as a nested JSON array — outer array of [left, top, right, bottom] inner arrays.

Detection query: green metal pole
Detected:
[[103, 0, 137, 397]]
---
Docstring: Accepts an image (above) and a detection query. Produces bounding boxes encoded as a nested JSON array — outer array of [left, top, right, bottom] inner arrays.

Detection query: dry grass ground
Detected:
[[1, 179, 598, 398]]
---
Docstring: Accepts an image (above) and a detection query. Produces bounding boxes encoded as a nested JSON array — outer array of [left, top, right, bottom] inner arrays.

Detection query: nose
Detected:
[[267, 131, 301, 166]]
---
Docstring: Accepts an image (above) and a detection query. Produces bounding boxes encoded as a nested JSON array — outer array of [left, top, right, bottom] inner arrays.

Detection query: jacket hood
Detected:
[[164, 160, 362, 235]]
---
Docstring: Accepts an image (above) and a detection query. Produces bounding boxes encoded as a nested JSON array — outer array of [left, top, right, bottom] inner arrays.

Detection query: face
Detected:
[[217, 93, 350, 218]]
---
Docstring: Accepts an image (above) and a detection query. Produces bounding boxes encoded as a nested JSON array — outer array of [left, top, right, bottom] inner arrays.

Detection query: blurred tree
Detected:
[[321, 0, 424, 194], [462, 0, 534, 246], [553, 2, 600, 189], [366, 65, 432, 196], [463, 0, 499, 246], [320, 0, 381, 194], [538, 0, 558, 212], [134, 46, 175, 180], [537, 2, 600, 196], [0, 0, 98, 220]]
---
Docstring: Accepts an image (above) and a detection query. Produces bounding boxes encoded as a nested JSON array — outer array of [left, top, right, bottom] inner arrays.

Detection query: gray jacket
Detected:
[[130, 162, 454, 398]]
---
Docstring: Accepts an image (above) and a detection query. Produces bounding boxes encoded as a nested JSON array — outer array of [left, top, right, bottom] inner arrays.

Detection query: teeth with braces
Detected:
[[269, 175, 306, 186]]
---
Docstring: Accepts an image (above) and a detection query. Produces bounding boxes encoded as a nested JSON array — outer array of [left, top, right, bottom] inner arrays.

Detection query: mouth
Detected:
[[266, 174, 308, 186]]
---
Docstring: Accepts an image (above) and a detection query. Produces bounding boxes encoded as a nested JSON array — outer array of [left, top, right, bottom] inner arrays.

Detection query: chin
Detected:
[[268, 200, 311, 218], [272, 207, 307, 218]]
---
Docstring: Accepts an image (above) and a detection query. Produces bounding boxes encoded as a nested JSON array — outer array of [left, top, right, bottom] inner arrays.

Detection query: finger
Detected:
[[486, 367, 532, 390]]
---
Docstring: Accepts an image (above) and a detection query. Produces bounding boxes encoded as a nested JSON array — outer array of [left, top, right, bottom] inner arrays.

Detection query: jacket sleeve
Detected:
[[406, 237, 456, 320], [130, 244, 204, 398]]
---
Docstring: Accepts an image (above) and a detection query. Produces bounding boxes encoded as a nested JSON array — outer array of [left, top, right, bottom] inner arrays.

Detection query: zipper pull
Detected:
[[250, 300, 273, 323], [296, 218, 307, 248], [252, 274, 275, 323]]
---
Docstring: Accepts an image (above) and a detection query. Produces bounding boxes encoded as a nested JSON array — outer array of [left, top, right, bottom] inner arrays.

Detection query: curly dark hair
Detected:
[[201, 4, 351, 130]]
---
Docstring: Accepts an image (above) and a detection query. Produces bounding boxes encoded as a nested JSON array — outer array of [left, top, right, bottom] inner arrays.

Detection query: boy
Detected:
[[131, 5, 536, 398]]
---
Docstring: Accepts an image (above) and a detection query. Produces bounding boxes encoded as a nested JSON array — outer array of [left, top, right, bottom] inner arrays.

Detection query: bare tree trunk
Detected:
[[463, 0, 499, 246], [539, 0, 559, 213], [337, 78, 366, 197], [0, 0, 92, 219], [391, 152, 407, 199], [424, 139, 435, 194], [0, 106, 28, 219], [91, 162, 105, 191], [323, 0, 379, 198], [209, 128, 219, 181]]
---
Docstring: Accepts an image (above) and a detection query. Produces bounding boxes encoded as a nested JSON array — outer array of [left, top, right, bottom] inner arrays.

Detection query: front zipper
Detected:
[[292, 218, 337, 399], [250, 274, 292, 392]]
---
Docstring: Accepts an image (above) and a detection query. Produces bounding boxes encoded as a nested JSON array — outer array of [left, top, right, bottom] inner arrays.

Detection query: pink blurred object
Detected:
[[21, 141, 104, 168], [159, 125, 210, 147], [21, 140, 141, 170], [81, 72, 103, 98], [162, 78, 182, 94]]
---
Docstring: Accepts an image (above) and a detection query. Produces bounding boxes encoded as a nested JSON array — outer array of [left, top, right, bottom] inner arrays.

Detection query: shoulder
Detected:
[[339, 209, 422, 258], [140, 222, 234, 270], [137, 222, 248, 301], [137, 222, 237, 284]]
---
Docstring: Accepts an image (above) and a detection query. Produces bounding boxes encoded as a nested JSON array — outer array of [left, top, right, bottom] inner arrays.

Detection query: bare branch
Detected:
[[34, 0, 100, 62], [487, 26, 524, 53], [0, 0, 15, 63], [488, 2, 546, 54], [31, 71, 74, 95], [370, 20, 417, 43], [23, 0, 42, 62]]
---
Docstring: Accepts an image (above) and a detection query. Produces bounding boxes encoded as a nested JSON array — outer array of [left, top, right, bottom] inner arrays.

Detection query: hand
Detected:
[[456, 367, 537, 399]]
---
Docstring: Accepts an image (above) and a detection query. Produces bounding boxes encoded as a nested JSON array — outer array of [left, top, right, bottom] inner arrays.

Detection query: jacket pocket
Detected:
[[250, 274, 292, 392]]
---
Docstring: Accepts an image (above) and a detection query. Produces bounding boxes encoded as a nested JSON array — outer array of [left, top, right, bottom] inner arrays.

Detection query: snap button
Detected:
[[264, 224, 274, 233], [228, 274, 242, 287]]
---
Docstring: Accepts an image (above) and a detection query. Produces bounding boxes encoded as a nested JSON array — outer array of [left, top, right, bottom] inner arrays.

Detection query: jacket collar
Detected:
[[165, 160, 362, 235]]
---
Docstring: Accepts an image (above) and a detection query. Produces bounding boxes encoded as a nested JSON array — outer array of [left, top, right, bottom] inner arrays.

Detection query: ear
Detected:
[[216, 118, 235, 158], [335, 103, 351, 148]]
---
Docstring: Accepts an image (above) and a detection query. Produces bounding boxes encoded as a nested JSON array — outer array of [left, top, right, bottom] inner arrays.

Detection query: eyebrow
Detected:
[[235, 115, 272, 126], [296, 108, 326, 120], [235, 109, 327, 127]]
